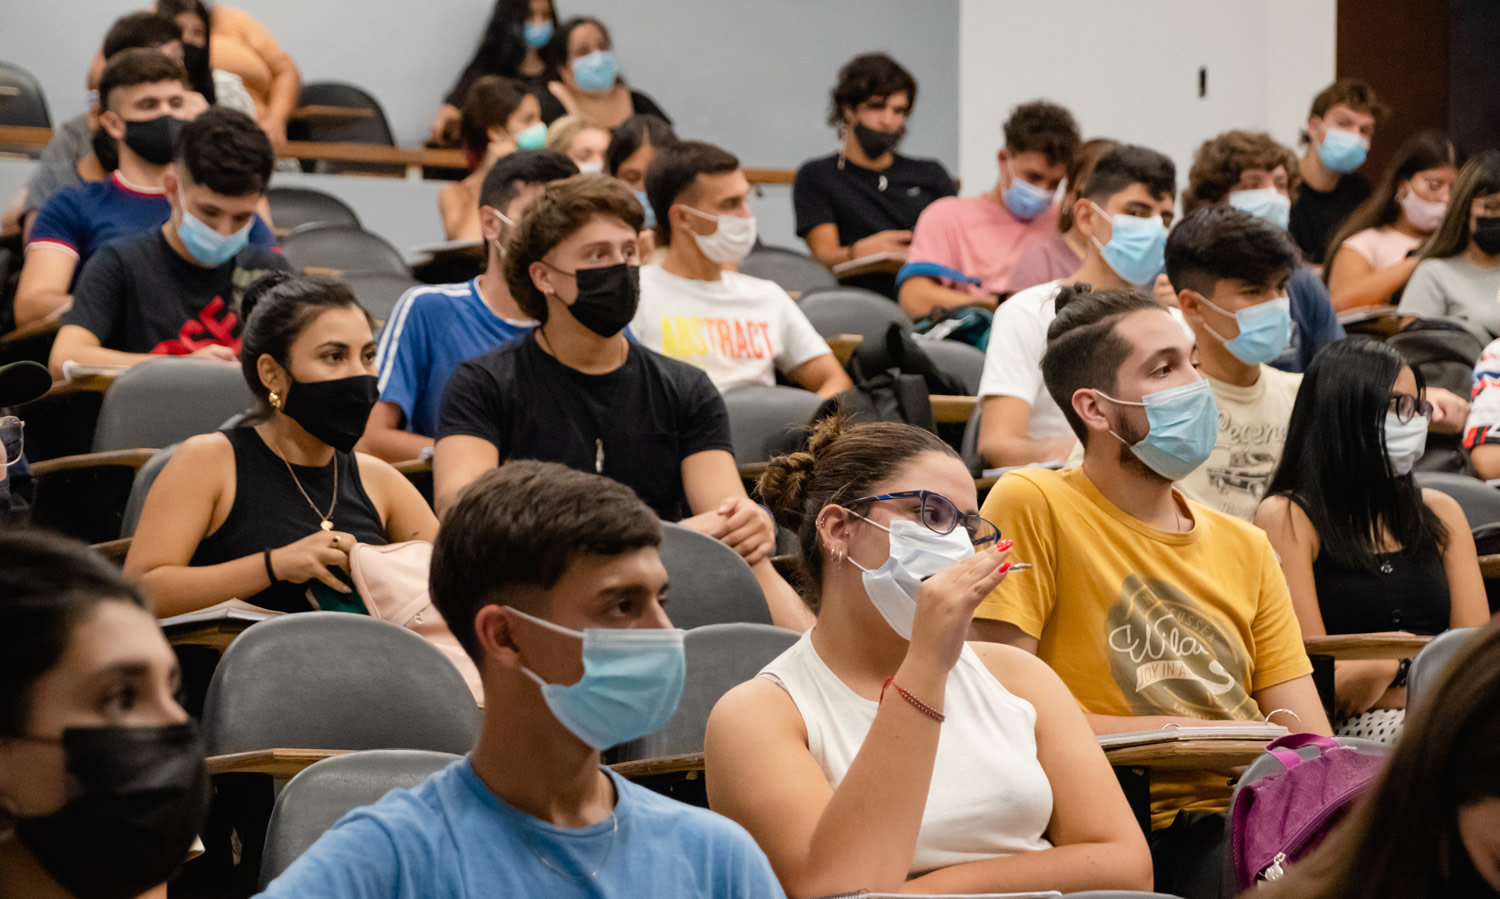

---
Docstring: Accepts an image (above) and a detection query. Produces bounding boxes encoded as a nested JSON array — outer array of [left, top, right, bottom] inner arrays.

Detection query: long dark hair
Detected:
[[1420, 150, 1500, 261], [156, 0, 217, 104], [1263, 338, 1447, 571], [545, 16, 616, 83], [447, 0, 557, 106], [1256, 619, 1500, 898], [1324, 131, 1462, 277]]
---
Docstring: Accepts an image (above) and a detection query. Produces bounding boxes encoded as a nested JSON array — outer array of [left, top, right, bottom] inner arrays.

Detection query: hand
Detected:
[[189, 345, 239, 363], [704, 498, 775, 566], [429, 105, 461, 145], [1152, 273, 1179, 308], [1334, 658, 1400, 719], [1427, 387, 1469, 434], [852, 229, 912, 258], [904, 541, 1013, 679], [259, 115, 288, 147], [269, 530, 356, 591]]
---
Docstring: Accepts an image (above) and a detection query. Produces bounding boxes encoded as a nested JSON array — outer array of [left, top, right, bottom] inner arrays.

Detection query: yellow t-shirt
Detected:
[[976, 466, 1312, 829]]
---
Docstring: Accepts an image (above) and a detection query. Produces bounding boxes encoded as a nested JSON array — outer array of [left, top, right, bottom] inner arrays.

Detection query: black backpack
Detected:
[[814, 323, 966, 432]]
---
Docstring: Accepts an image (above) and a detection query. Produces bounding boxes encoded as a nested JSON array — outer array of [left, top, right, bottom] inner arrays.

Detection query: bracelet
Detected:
[[1391, 657, 1412, 689], [263, 548, 277, 586], [880, 676, 944, 723]]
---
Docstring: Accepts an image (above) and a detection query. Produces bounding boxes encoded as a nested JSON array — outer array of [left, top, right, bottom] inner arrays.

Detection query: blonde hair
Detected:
[[546, 115, 608, 157]]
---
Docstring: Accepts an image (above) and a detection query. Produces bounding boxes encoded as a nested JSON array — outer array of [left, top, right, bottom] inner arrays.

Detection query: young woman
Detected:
[[1397, 151, 1500, 343], [537, 17, 669, 128], [439, 75, 545, 241], [429, 0, 557, 145], [1256, 618, 1500, 897], [545, 114, 610, 173], [1324, 131, 1463, 311], [705, 416, 1152, 897], [124, 274, 438, 616], [1255, 339, 1488, 742], [0, 530, 207, 899]]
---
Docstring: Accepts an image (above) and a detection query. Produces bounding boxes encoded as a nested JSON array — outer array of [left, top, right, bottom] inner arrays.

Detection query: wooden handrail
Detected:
[[0, 124, 51, 149], [930, 394, 977, 424], [205, 747, 348, 777], [91, 537, 132, 566], [29, 447, 156, 477], [0, 317, 62, 347], [1304, 632, 1432, 661]]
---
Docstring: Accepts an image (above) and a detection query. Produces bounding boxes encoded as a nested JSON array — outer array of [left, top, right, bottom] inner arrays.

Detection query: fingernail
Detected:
[[997, 539, 1014, 551], [998, 562, 1011, 574]]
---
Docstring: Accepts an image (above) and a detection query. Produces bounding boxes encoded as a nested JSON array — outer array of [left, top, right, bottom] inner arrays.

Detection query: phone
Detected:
[[305, 567, 368, 615]]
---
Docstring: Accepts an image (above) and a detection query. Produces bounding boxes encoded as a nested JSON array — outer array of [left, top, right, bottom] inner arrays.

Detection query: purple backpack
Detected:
[[1230, 733, 1387, 890]]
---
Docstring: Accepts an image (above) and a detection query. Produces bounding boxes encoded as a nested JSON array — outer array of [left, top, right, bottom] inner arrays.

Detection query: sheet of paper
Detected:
[[1097, 723, 1289, 749], [158, 599, 283, 628]]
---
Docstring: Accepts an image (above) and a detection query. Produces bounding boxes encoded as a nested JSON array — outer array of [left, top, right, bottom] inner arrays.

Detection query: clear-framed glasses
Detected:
[[1, 416, 22, 466], [1388, 392, 1433, 424], [843, 490, 1000, 547]]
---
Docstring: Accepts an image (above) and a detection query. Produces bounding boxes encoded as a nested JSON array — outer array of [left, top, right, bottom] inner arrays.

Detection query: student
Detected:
[[1323, 132, 1462, 311], [48, 108, 284, 378], [545, 115, 610, 173], [1289, 79, 1387, 265], [973, 284, 1331, 897], [793, 53, 955, 298], [158, 0, 259, 116], [1005, 137, 1118, 294], [537, 17, 668, 128], [606, 114, 676, 227], [197, 4, 300, 143], [0, 530, 208, 899], [706, 416, 1153, 895], [899, 101, 1080, 317], [1397, 151, 1500, 343], [362, 150, 578, 463], [976, 144, 1176, 469], [440, 75, 546, 241], [635, 140, 850, 396], [431, 0, 558, 144], [1466, 339, 1500, 480], [1256, 339, 1488, 741], [124, 273, 438, 616], [0, 362, 51, 524], [256, 460, 785, 897], [1255, 618, 1500, 897]]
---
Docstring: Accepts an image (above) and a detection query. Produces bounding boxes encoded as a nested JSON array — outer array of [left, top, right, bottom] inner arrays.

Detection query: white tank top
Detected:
[[759, 630, 1055, 875]]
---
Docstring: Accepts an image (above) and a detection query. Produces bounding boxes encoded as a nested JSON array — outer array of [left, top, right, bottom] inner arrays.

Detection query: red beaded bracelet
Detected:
[[880, 675, 945, 723]]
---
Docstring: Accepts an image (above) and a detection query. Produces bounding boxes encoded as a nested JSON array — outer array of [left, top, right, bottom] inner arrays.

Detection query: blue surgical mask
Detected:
[[1090, 201, 1169, 286], [523, 20, 553, 48], [1318, 128, 1369, 174], [572, 50, 618, 94], [635, 190, 657, 229], [178, 204, 251, 266], [514, 121, 547, 152], [1003, 166, 1054, 221], [510, 608, 686, 751], [1228, 187, 1291, 231], [1096, 379, 1219, 481], [1198, 295, 1293, 365], [847, 515, 974, 640]]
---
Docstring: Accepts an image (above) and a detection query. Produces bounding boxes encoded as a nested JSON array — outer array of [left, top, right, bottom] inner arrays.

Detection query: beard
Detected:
[[1112, 412, 1174, 486]]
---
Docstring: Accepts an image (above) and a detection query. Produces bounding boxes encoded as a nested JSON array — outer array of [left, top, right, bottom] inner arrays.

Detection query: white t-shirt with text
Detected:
[[977, 279, 1072, 441]]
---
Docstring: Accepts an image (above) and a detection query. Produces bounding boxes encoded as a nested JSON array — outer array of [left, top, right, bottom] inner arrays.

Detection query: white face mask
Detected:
[[681, 206, 757, 263], [576, 160, 605, 175], [1384, 412, 1428, 476], [847, 515, 974, 639]]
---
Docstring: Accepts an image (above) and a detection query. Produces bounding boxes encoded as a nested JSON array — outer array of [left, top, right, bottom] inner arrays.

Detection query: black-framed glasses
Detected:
[[843, 490, 1000, 547], [0, 416, 21, 467], [1388, 392, 1433, 424]]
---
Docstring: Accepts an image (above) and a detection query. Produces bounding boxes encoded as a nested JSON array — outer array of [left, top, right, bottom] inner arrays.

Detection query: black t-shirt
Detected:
[[1289, 172, 1372, 264], [536, 85, 671, 126], [66, 230, 288, 354], [438, 333, 731, 521]]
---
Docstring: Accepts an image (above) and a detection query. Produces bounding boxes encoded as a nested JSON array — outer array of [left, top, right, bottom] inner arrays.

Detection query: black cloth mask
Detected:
[[853, 123, 904, 159], [281, 374, 380, 453], [1473, 217, 1500, 256], [122, 114, 184, 166], [15, 724, 209, 899], [564, 262, 640, 338]]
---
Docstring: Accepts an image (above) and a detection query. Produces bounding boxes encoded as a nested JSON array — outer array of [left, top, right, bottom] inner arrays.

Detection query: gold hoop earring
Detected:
[[268, 390, 282, 410]]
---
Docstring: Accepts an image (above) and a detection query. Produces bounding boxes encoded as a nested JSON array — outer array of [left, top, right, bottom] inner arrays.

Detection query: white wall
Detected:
[[957, 0, 1336, 203]]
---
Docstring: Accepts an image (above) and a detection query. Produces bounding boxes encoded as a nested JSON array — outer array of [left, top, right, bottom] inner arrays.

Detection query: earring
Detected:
[[268, 390, 282, 410]]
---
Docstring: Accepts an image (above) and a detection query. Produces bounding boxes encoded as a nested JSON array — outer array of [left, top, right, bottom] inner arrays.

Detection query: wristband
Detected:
[[880, 675, 945, 723], [264, 548, 277, 586]]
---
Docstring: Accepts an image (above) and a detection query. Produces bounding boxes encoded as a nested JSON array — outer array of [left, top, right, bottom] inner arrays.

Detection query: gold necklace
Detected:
[[279, 446, 339, 531], [519, 809, 618, 881]]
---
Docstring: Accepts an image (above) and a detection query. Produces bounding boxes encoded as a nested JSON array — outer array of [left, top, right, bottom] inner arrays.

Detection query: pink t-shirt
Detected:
[[1004, 231, 1081, 295], [905, 195, 1060, 299], [1342, 226, 1423, 270]]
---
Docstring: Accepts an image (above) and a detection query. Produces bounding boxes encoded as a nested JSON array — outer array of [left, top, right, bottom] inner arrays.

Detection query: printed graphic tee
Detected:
[[1177, 366, 1303, 521]]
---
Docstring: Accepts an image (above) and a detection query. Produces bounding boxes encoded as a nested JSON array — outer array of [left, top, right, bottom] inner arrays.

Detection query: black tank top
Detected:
[[1313, 545, 1450, 636], [191, 427, 387, 613]]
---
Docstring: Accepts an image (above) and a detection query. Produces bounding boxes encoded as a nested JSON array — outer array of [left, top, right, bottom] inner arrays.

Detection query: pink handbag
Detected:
[[348, 541, 484, 707]]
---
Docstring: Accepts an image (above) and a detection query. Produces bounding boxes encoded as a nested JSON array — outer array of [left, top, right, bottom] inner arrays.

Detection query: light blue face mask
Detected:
[[523, 20, 553, 48], [1090, 202, 1169, 286], [572, 50, 618, 94], [1198, 294, 1293, 365], [1096, 379, 1219, 481], [510, 608, 685, 751], [178, 204, 251, 266], [635, 190, 657, 229], [514, 121, 547, 152], [1318, 128, 1369, 174], [1228, 187, 1291, 231], [1003, 165, 1054, 221]]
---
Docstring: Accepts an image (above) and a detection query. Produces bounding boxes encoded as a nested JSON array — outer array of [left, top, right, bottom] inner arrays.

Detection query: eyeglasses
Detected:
[[843, 490, 1001, 547], [1, 416, 22, 467], [1388, 392, 1433, 424]]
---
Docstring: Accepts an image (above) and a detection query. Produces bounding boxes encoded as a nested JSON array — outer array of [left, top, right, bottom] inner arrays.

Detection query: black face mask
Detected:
[[281, 374, 380, 453], [14, 724, 209, 899], [564, 262, 640, 338], [121, 114, 183, 166], [853, 122, 904, 159], [1473, 217, 1500, 256], [91, 127, 119, 171]]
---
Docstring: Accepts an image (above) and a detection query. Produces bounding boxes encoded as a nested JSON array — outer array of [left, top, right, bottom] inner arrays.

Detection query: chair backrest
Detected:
[[1413, 472, 1500, 528], [0, 61, 50, 128], [258, 749, 459, 887], [286, 81, 396, 146], [960, 406, 983, 475], [614, 622, 798, 761], [202, 613, 480, 756], [121, 445, 176, 538], [267, 187, 360, 233], [738, 246, 837, 295], [282, 223, 410, 276], [798, 287, 911, 344], [721, 385, 821, 465], [341, 272, 421, 323], [1407, 626, 1478, 711], [91, 358, 255, 452], [657, 522, 770, 629], [916, 338, 986, 395]]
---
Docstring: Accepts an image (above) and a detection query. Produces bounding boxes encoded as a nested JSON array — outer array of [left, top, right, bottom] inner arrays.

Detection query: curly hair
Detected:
[[1183, 130, 1301, 216], [1003, 101, 1081, 165]]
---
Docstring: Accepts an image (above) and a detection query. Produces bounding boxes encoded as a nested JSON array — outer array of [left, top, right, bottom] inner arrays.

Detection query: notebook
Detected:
[[1097, 723, 1290, 749], [158, 599, 283, 628]]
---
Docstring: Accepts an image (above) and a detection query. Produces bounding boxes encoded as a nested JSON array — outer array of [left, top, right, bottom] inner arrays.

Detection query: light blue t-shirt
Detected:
[[374, 279, 533, 439], [255, 758, 785, 898]]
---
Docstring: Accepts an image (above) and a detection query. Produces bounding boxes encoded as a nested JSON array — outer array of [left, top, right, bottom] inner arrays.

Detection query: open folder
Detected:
[[158, 599, 283, 628], [1097, 723, 1289, 749]]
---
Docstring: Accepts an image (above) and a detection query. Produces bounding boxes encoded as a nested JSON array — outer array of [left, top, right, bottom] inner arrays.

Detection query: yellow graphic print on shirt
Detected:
[[659, 316, 775, 360]]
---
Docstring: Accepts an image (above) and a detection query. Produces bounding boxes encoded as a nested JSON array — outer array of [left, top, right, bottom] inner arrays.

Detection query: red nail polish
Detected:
[[998, 562, 1011, 574], [997, 539, 1014, 551]]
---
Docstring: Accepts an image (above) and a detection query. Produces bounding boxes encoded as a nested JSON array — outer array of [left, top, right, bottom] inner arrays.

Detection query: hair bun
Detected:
[[757, 450, 815, 533], [240, 270, 296, 325]]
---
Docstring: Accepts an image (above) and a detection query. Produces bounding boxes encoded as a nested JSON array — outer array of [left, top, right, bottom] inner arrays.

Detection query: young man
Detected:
[[976, 144, 1176, 469], [1289, 79, 1387, 265], [434, 174, 813, 631], [360, 150, 579, 463], [898, 101, 1080, 317], [972, 285, 1330, 897], [636, 140, 851, 396], [18, 50, 270, 329], [256, 461, 786, 897], [48, 108, 285, 377]]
